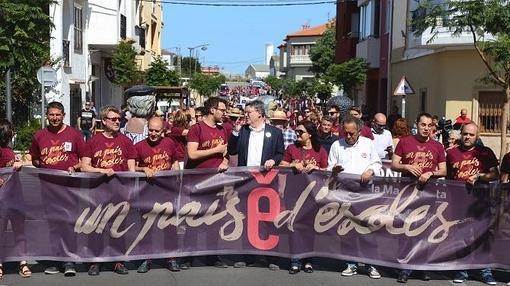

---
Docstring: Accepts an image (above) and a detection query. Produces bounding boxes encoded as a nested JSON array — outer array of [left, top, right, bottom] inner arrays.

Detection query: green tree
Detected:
[[177, 56, 202, 78], [307, 78, 333, 102], [112, 40, 140, 88], [412, 0, 510, 156], [309, 28, 336, 76], [264, 75, 284, 96], [326, 58, 369, 98], [282, 79, 307, 99], [146, 56, 179, 86], [0, 0, 54, 124], [189, 73, 225, 97]]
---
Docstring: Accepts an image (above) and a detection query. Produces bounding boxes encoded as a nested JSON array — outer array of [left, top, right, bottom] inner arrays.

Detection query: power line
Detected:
[[141, 0, 336, 7]]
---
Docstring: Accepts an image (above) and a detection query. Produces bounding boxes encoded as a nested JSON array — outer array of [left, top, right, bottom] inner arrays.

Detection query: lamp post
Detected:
[[187, 44, 208, 77]]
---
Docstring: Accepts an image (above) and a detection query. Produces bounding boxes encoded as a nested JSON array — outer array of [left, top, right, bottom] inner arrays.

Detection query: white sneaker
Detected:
[[341, 265, 357, 276], [368, 266, 381, 279]]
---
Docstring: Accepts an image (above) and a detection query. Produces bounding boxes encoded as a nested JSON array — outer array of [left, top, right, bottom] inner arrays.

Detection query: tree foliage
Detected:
[[189, 73, 226, 97], [0, 0, 54, 124], [176, 56, 202, 78], [412, 0, 510, 156], [307, 78, 333, 101], [281, 79, 307, 99], [264, 75, 284, 95], [112, 41, 140, 88], [309, 28, 336, 76], [326, 58, 369, 98], [146, 56, 179, 86]]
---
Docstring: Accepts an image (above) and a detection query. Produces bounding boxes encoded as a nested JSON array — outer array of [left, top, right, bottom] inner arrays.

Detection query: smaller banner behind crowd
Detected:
[[0, 166, 509, 271]]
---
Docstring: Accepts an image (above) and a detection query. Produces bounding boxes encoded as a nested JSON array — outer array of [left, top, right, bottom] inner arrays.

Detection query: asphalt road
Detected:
[[1, 261, 509, 286]]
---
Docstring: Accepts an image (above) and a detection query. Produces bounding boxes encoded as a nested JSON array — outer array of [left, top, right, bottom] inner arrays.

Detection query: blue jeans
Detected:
[[455, 268, 493, 280], [81, 129, 92, 141]]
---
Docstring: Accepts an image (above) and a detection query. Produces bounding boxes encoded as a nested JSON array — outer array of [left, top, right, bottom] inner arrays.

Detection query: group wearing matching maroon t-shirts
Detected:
[[446, 145, 499, 181], [0, 146, 16, 168], [185, 121, 228, 169], [135, 137, 177, 171]]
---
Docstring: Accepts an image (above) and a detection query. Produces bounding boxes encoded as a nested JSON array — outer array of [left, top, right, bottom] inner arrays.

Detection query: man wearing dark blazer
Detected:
[[227, 100, 284, 270], [228, 100, 284, 169]]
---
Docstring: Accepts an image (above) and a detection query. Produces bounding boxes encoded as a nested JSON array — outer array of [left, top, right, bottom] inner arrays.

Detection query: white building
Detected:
[[87, 0, 140, 111], [49, 0, 90, 126], [245, 64, 270, 79]]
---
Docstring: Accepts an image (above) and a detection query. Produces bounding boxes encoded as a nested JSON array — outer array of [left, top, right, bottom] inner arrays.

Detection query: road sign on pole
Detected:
[[37, 66, 57, 128], [393, 76, 415, 118]]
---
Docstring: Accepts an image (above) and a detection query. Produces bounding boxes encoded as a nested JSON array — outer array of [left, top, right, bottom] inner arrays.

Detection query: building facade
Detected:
[[335, 0, 390, 114], [279, 22, 333, 81], [49, 0, 90, 126], [48, 0, 163, 126]]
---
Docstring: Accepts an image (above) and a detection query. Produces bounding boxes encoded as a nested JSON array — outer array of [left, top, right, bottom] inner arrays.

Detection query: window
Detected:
[[74, 5, 83, 53], [120, 14, 127, 40], [359, 0, 380, 40], [63, 40, 70, 67], [478, 91, 507, 133]]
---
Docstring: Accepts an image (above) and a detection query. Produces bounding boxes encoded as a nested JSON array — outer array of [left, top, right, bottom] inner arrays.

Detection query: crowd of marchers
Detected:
[[0, 97, 509, 285]]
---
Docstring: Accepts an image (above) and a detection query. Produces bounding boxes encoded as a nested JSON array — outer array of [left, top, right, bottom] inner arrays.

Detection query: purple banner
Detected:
[[0, 167, 509, 270]]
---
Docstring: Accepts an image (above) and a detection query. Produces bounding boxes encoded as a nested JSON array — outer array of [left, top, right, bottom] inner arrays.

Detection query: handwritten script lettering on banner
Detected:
[[73, 169, 461, 255]]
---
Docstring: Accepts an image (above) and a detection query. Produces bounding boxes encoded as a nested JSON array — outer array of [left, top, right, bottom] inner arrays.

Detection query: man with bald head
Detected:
[[454, 108, 471, 126], [371, 113, 393, 159], [446, 122, 498, 285], [134, 115, 180, 273]]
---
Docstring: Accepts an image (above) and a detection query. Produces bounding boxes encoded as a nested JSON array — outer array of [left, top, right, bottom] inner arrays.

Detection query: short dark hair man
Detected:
[[447, 122, 498, 285], [77, 101, 96, 141], [317, 115, 339, 153], [186, 97, 229, 171], [29, 101, 86, 276]]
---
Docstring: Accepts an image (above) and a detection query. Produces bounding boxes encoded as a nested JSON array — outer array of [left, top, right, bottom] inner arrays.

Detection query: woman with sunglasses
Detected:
[[279, 120, 328, 274]]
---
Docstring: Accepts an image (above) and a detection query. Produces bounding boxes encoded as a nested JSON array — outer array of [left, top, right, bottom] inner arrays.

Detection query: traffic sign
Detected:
[[37, 66, 57, 87], [393, 76, 415, 96]]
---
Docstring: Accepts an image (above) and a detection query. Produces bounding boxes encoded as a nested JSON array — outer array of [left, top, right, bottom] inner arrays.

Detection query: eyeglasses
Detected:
[[105, 117, 121, 122], [295, 129, 307, 136]]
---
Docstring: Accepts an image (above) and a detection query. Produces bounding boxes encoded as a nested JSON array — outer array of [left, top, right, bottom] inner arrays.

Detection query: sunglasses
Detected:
[[105, 117, 121, 122], [295, 129, 307, 136]]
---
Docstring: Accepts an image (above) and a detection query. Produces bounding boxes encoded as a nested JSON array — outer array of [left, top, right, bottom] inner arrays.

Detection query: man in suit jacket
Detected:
[[228, 100, 284, 169], [227, 100, 284, 270]]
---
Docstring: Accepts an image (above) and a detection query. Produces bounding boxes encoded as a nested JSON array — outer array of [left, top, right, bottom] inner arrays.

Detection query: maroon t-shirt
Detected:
[[84, 132, 137, 171], [394, 135, 446, 175], [338, 125, 374, 140], [501, 152, 510, 174], [282, 144, 328, 168], [135, 137, 176, 171], [0, 147, 16, 168], [29, 126, 86, 170], [170, 126, 186, 161], [446, 146, 498, 181], [186, 121, 228, 169], [222, 118, 234, 139]]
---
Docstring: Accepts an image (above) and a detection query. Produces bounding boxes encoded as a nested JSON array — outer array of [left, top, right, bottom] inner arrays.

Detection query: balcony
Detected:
[[356, 37, 380, 68], [289, 55, 312, 65]]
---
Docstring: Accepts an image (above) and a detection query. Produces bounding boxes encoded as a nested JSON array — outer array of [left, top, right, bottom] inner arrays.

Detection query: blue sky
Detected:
[[161, 3, 336, 75]]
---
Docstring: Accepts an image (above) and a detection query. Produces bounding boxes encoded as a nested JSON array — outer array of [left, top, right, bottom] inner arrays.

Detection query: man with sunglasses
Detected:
[[81, 105, 137, 276], [327, 105, 341, 137], [371, 113, 394, 159], [30, 101, 87, 277], [77, 101, 96, 141]]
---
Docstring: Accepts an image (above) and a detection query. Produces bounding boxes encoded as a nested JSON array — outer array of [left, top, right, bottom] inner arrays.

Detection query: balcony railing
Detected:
[[479, 103, 509, 134], [289, 55, 312, 65]]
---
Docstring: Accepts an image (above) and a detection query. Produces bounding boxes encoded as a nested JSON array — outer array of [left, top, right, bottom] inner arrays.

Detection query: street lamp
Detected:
[[187, 44, 208, 77]]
